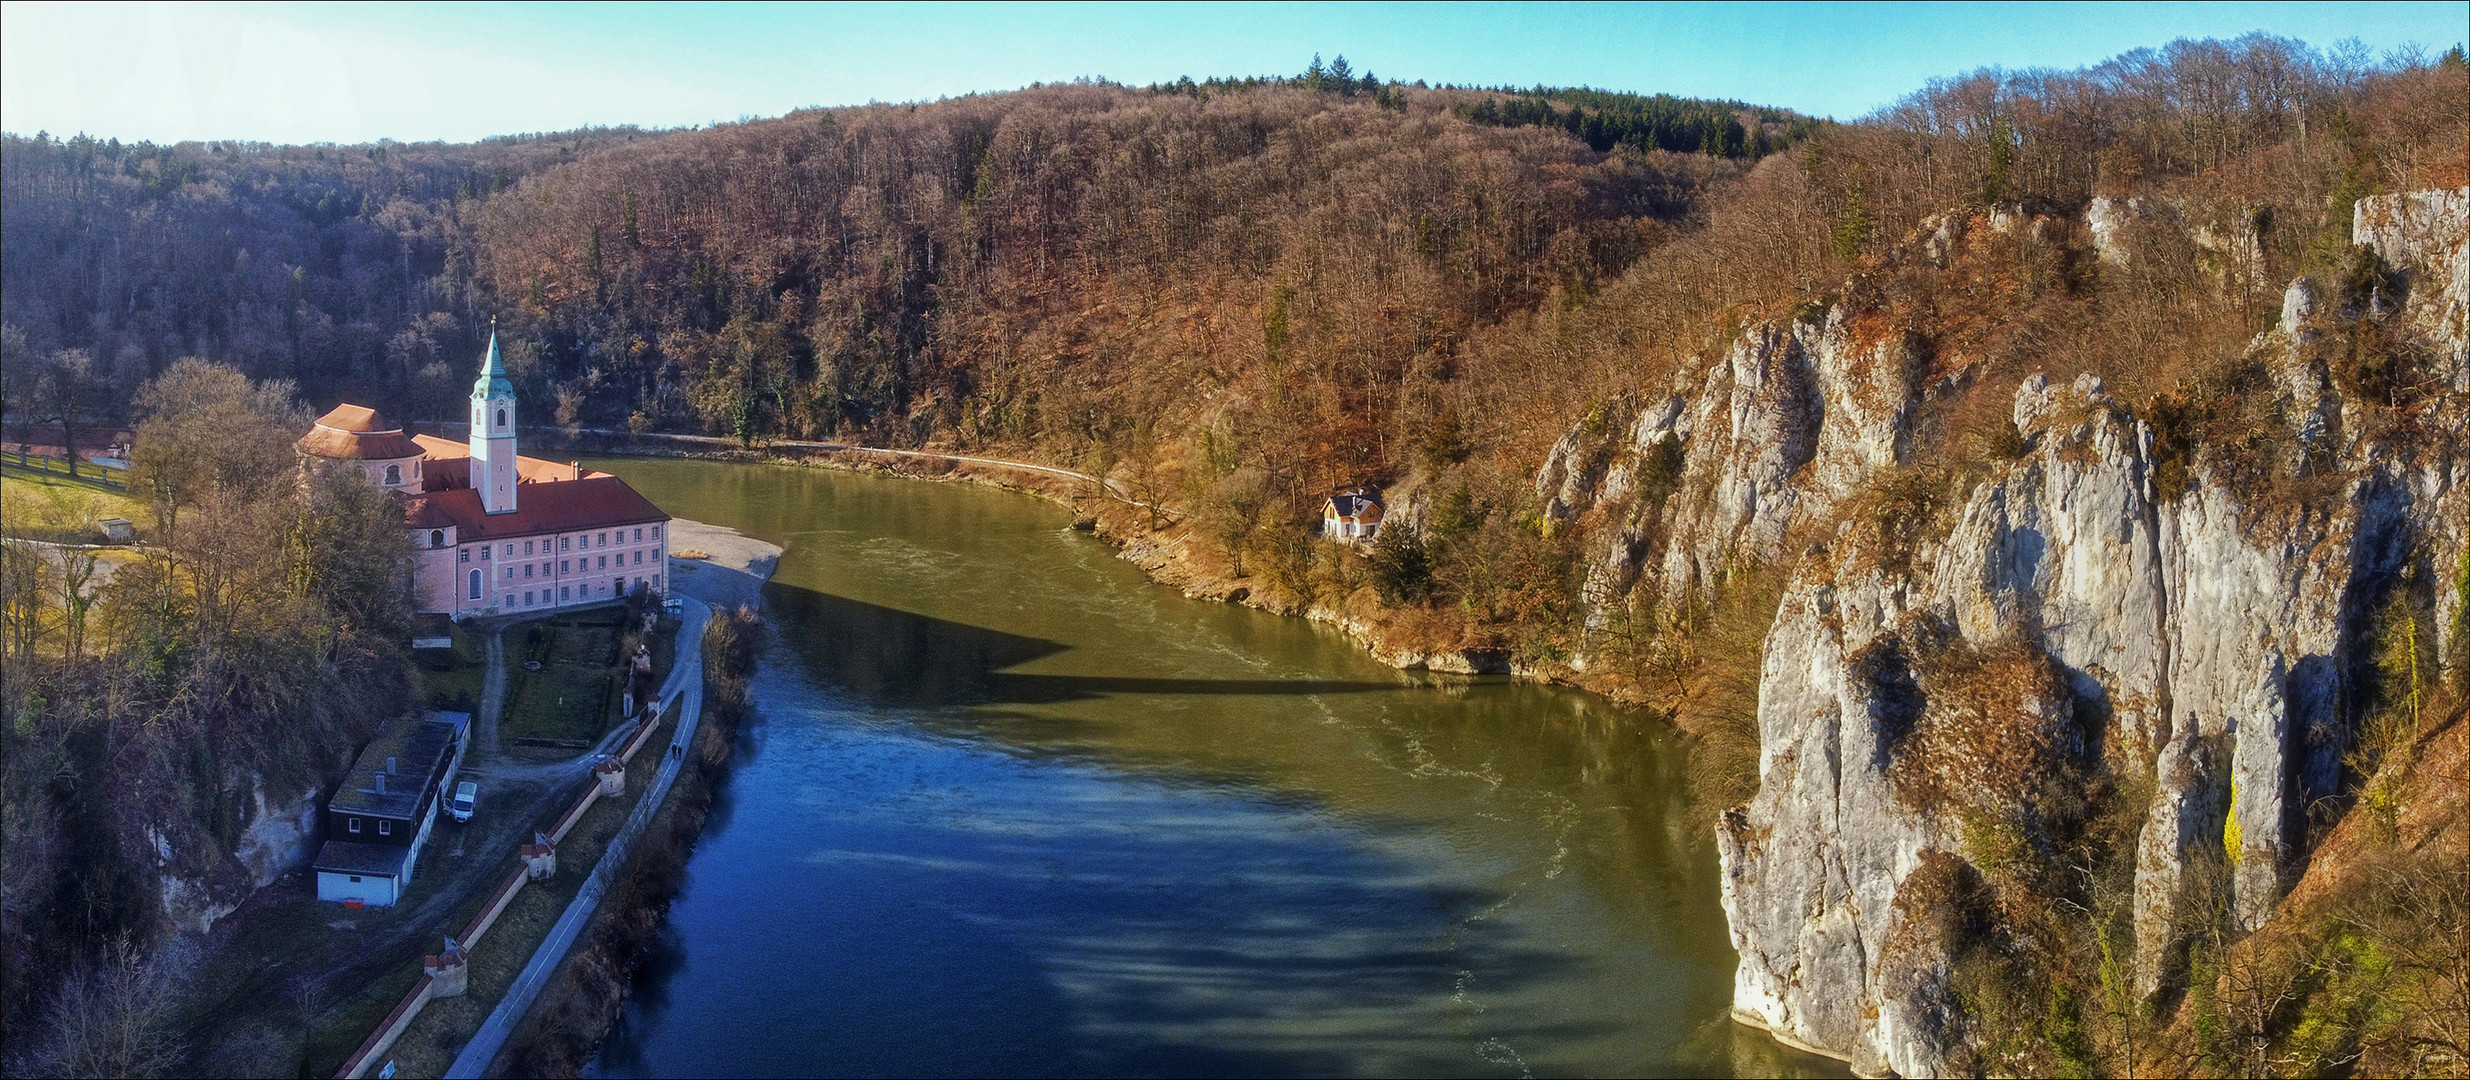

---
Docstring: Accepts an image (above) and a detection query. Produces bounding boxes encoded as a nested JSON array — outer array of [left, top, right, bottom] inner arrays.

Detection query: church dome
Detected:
[[298, 404, 424, 460]]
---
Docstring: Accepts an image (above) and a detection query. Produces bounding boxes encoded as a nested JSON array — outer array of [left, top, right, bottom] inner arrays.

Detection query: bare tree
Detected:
[[28, 348, 95, 479], [7, 939, 192, 1079], [1209, 466, 1272, 577]]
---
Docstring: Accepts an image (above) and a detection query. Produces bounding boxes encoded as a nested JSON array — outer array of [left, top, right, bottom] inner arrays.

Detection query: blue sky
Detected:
[[3, 1, 2463, 144]]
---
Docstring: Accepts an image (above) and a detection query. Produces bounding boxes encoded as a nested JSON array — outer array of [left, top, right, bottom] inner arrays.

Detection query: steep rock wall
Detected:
[[156, 772, 332, 936], [1532, 189, 2466, 1075], [2354, 187, 2470, 383], [1717, 371, 2465, 1074], [1539, 304, 1921, 636]]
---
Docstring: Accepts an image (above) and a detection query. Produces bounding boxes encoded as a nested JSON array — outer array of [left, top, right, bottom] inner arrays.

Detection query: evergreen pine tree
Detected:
[[1832, 177, 1872, 260], [1980, 114, 2016, 205]]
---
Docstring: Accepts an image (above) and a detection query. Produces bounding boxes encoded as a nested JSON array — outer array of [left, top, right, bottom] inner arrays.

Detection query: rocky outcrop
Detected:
[[2354, 187, 2470, 384], [234, 777, 323, 887], [1721, 366, 2461, 1073], [1518, 190, 2470, 1074], [156, 773, 327, 937], [1538, 305, 1922, 638], [2087, 196, 2168, 266]]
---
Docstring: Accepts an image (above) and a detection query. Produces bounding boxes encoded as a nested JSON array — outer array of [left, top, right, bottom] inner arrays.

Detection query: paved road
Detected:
[[445, 597, 713, 1079], [495, 422, 1153, 504]]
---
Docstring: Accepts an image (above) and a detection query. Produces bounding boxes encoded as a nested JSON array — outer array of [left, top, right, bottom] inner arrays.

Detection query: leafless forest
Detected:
[[2, 37, 2465, 1078]]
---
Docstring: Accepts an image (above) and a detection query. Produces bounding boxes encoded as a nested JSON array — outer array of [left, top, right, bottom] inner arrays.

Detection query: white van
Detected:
[[449, 780, 478, 822]]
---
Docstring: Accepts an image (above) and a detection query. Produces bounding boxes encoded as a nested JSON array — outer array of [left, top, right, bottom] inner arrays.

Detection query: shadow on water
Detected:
[[592, 590, 1600, 1078], [583, 456, 1849, 1079], [768, 583, 1412, 709], [600, 673, 1595, 1077]]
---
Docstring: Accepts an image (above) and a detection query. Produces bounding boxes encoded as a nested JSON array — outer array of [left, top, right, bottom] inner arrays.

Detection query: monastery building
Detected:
[[296, 333, 671, 617]]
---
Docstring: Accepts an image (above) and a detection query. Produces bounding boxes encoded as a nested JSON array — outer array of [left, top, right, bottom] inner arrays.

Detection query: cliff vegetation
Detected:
[[0, 363, 417, 1073], [3, 37, 2467, 1079]]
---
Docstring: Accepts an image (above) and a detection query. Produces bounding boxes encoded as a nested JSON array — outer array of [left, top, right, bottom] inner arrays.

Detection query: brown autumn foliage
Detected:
[[10, 41, 2457, 534], [0, 364, 417, 1065], [0, 34, 2463, 1075]]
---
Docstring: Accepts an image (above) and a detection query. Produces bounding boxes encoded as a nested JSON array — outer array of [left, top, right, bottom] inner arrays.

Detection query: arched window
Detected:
[[469, 569, 482, 600], [430, 529, 446, 548], [496, 408, 507, 428], [384, 463, 402, 486]]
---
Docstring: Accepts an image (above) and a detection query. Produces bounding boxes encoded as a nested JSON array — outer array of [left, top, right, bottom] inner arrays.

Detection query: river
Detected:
[[581, 457, 1836, 1078]]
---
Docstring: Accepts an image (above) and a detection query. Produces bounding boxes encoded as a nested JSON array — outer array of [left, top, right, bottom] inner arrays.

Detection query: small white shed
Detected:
[[314, 842, 410, 906]]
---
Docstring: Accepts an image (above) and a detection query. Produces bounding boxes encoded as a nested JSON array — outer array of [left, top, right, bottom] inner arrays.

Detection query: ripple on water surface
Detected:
[[582, 457, 1842, 1079]]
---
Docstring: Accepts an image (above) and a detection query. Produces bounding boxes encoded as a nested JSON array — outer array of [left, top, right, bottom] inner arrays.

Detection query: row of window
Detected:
[[451, 524, 661, 561], [497, 548, 654, 581], [466, 569, 662, 605], [493, 576, 659, 608], [346, 816, 393, 836]]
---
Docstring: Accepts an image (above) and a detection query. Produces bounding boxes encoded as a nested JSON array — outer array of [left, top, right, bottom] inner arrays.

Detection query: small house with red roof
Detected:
[[296, 333, 671, 617]]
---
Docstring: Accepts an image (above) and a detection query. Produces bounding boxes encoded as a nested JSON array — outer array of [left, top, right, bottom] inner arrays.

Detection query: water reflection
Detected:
[[772, 586, 1410, 708], [584, 457, 1842, 1078]]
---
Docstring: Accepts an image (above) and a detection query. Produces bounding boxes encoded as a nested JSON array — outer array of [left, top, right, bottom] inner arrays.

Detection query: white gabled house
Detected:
[[1322, 487, 1384, 543]]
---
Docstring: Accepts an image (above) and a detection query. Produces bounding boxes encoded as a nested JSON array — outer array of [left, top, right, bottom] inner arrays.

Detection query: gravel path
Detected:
[[476, 628, 508, 755]]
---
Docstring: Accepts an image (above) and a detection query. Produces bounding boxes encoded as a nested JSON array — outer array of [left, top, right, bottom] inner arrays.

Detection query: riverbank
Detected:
[[663, 519, 782, 613], [490, 606, 764, 1076], [464, 521, 777, 1075], [524, 431, 1621, 714], [550, 453, 1829, 1077]]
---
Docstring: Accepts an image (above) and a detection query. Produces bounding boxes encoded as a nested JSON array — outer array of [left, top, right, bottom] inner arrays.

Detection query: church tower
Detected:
[[470, 329, 519, 514]]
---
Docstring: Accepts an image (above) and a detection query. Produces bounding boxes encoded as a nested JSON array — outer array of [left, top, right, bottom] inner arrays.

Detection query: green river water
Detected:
[[580, 457, 1837, 1078]]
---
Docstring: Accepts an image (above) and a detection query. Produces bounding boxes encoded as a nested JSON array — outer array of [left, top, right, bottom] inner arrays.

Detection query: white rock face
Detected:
[[155, 772, 327, 938], [2086, 196, 2182, 267], [1718, 550, 1950, 1078], [2084, 196, 2266, 293], [2354, 188, 2470, 380], [1544, 306, 1919, 622], [1720, 371, 2449, 1074], [234, 776, 324, 887], [2282, 277, 2320, 339], [2086, 197, 2132, 266], [1941, 382, 2171, 756], [1543, 190, 2470, 1073]]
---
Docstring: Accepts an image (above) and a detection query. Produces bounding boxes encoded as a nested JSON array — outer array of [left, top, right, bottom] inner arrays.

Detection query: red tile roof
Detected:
[[315, 404, 387, 432], [402, 476, 666, 540], [298, 404, 423, 460], [411, 434, 604, 485]]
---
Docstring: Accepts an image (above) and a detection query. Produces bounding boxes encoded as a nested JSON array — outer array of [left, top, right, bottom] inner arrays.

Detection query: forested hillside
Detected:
[[10, 42, 2455, 498], [13, 41, 2457, 659], [4, 42, 2458, 564], [4, 36, 2467, 1078], [1, 363, 416, 1072]]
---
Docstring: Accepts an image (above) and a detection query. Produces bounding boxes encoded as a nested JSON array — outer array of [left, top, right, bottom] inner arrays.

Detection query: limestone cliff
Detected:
[[155, 774, 328, 936], [1539, 299, 1922, 649], [1539, 189, 2469, 1074]]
